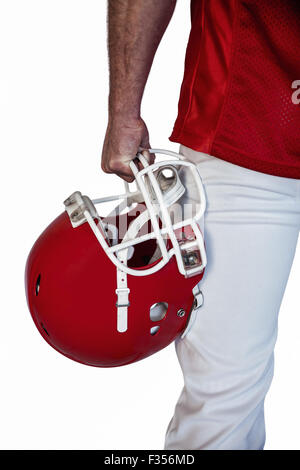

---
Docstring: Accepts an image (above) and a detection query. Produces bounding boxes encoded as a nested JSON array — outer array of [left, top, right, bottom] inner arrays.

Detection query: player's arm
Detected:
[[101, 0, 177, 182]]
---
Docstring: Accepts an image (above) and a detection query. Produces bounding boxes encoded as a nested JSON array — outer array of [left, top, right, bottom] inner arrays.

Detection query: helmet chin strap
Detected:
[[115, 162, 185, 333]]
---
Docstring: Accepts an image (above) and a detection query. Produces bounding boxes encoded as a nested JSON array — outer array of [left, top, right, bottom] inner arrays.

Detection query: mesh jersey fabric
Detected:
[[170, 0, 300, 179]]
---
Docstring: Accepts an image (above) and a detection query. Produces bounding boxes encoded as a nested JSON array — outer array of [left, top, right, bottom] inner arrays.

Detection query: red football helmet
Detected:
[[25, 149, 206, 367]]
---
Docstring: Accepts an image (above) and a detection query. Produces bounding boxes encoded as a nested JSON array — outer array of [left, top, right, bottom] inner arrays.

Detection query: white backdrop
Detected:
[[0, 0, 299, 450]]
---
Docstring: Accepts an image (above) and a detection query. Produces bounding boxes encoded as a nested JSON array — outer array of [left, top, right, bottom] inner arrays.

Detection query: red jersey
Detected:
[[170, 0, 300, 179]]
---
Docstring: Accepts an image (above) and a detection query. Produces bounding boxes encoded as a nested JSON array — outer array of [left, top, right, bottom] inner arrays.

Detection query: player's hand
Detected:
[[101, 116, 154, 182]]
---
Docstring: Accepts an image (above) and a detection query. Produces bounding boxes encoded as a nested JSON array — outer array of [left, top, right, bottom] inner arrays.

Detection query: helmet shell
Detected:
[[25, 211, 204, 367]]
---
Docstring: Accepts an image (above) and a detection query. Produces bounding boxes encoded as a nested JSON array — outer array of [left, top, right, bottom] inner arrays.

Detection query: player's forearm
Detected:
[[107, 0, 177, 120]]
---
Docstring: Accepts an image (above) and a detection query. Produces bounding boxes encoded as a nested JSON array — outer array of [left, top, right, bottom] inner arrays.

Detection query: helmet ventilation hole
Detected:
[[35, 274, 41, 296], [150, 326, 160, 336], [150, 302, 168, 322]]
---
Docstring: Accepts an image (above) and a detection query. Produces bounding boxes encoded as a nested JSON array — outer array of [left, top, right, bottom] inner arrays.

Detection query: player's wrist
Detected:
[[108, 94, 141, 122], [107, 110, 143, 129]]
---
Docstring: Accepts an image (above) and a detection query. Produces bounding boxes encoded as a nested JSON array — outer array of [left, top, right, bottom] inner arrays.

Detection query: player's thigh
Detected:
[[180, 146, 300, 367]]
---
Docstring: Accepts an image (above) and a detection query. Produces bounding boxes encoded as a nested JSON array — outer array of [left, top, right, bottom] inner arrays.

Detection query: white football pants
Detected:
[[164, 145, 300, 450]]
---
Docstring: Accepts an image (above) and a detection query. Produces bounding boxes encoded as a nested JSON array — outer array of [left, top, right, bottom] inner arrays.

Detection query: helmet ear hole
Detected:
[[40, 322, 50, 337], [150, 326, 160, 336], [35, 274, 41, 296], [150, 302, 168, 322]]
